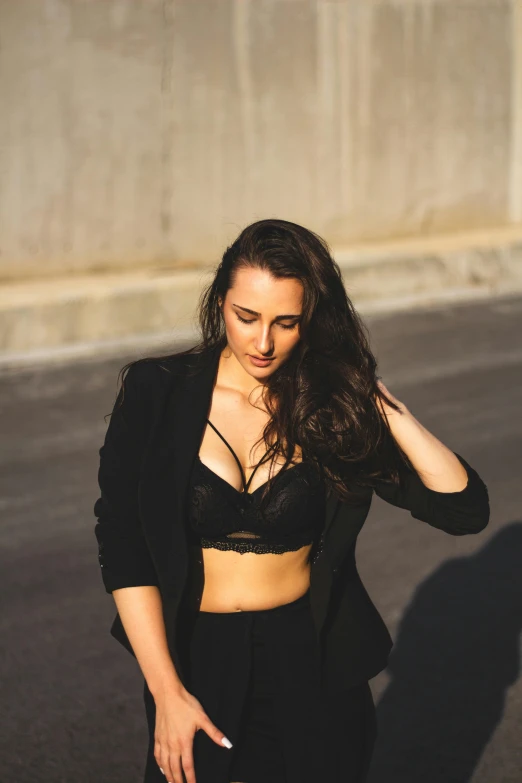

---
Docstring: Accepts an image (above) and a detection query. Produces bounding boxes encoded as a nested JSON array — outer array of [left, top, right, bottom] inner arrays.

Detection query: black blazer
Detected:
[[94, 344, 490, 690]]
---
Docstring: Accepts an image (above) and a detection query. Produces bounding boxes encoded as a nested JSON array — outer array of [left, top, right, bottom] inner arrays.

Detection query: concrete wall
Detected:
[[2, 0, 522, 365], [1, 0, 520, 283]]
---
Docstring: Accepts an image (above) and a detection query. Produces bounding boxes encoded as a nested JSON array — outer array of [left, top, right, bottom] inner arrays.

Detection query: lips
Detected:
[[248, 354, 274, 366]]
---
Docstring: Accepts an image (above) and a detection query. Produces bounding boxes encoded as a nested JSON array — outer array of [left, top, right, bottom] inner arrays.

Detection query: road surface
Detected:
[[1, 293, 521, 782]]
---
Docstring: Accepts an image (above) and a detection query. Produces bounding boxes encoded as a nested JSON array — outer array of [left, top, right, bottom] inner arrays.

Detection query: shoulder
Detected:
[[108, 349, 201, 434], [120, 348, 201, 398]]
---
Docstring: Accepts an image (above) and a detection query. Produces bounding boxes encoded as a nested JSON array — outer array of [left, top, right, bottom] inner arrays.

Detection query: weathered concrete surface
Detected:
[[1, 294, 521, 781], [0, 0, 519, 280], [2, 0, 522, 364]]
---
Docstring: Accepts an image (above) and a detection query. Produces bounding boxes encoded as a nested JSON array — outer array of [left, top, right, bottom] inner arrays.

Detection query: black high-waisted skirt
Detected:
[[143, 588, 377, 783]]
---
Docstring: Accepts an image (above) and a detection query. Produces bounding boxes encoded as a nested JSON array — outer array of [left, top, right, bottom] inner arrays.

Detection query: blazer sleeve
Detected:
[[372, 451, 490, 535], [93, 361, 160, 593]]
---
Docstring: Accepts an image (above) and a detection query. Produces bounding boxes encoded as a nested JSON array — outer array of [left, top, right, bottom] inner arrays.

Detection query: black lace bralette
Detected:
[[187, 419, 326, 556]]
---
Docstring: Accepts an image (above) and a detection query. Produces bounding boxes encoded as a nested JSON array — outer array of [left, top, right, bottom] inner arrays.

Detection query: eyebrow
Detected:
[[232, 303, 301, 320]]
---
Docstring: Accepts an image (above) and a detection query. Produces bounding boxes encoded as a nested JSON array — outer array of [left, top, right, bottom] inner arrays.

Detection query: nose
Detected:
[[254, 326, 274, 355]]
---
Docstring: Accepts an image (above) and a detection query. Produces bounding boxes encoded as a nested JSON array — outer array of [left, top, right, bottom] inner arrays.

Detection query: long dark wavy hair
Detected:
[[115, 218, 411, 505]]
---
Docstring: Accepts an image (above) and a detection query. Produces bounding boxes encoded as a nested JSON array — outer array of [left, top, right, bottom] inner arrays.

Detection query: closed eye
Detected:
[[236, 314, 298, 330]]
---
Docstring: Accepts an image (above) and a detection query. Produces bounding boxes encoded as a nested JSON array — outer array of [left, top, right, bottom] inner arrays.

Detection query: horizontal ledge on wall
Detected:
[[334, 225, 522, 266], [1, 225, 521, 368]]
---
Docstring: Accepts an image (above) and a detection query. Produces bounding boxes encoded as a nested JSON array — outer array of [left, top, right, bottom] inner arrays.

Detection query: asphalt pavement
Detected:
[[1, 293, 521, 783]]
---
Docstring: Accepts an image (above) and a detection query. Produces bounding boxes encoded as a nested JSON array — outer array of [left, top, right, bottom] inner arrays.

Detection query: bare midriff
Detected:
[[199, 544, 313, 612]]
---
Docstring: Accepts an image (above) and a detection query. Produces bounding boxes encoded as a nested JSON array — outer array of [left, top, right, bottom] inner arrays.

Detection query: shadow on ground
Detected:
[[368, 521, 522, 783]]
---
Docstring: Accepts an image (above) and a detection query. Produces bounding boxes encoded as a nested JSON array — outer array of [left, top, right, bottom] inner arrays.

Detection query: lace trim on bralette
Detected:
[[199, 536, 315, 555]]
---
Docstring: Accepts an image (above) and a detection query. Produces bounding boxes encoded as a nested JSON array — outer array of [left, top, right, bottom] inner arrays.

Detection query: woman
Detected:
[[94, 219, 490, 783]]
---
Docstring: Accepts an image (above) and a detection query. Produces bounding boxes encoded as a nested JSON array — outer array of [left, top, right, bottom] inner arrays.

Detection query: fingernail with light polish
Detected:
[[221, 736, 233, 749]]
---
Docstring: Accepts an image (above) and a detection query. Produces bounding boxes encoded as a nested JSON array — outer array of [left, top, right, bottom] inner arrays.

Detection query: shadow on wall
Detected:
[[368, 521, 522, 783]]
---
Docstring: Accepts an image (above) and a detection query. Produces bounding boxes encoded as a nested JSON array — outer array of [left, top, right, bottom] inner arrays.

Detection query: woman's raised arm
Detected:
[[372, 380, 490, 535]]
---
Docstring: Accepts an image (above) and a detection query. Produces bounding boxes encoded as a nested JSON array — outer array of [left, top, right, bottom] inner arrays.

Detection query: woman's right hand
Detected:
[[153, 685, 233, 783]]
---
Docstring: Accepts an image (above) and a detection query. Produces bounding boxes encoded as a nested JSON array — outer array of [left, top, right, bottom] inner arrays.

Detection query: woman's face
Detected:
[[219, 267, 303, 376]]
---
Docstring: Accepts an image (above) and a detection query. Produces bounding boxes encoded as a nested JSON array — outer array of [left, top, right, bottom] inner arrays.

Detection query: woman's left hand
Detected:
[[375, 379, 407, 418]]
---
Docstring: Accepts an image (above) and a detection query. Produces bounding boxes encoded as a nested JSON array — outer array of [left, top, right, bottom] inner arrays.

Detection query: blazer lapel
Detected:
[[169, 345, 222, 543], [139, 345, 221, 595], [324, 489, 341, 538]]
